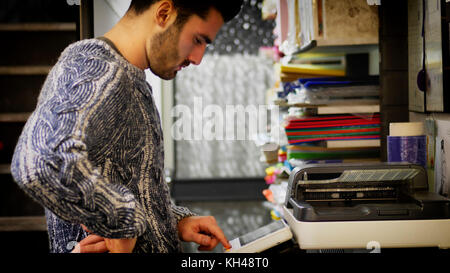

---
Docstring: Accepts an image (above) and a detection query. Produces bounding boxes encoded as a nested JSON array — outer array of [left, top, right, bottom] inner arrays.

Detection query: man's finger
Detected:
[[79, 241, 108, 253], [198, 237, 219, 251], [190, 233, 212, 247], [104, 238, 137, 253], [79, 234, 104, 246], [200, 224, 231, 249], [81, 224, 91, 233]]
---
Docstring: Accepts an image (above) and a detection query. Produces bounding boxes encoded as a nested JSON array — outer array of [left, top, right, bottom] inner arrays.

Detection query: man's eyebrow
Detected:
[[199, 34, 212, 44]]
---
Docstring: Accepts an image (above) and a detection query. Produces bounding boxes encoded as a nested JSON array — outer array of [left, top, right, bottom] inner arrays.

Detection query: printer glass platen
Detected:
[[296, 168, 418, 203], [287, 164, 450, 221]]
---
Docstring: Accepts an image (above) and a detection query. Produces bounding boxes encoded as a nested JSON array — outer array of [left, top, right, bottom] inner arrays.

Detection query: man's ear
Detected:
[[155, 0, 175, 27]]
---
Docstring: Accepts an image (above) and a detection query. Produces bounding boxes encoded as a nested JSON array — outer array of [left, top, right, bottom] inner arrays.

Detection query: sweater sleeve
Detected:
[[171, 201, 198, 222], [10, 52, 147, 239]]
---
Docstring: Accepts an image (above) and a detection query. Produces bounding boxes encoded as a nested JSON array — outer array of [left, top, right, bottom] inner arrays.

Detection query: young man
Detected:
[[11, 0, 243, 253]]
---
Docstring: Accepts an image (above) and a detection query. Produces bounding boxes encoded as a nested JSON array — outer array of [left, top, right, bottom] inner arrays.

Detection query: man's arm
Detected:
[[75, 215, 231, 253], [10, 56, 147, 239], [11, 119, 147, 239]]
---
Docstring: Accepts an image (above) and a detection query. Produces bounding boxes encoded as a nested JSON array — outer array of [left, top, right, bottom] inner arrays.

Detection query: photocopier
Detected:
[[227, 162, 450, 253], [283, 162, 450, 250]]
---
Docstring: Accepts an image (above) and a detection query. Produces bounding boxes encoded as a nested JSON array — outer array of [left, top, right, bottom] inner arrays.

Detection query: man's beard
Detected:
[[148, 23, 183, 80]]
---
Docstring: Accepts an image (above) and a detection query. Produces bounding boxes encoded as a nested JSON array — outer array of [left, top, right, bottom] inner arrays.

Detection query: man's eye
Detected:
[[194, 37, 202, 45]]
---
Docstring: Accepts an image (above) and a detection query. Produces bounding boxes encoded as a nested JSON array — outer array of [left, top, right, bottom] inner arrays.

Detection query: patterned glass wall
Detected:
[[174, 0, 276, 179], [206, 0, 276, 55]]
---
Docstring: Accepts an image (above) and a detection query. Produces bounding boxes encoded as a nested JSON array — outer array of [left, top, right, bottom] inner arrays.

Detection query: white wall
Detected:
[[93, 0, 129, 38]]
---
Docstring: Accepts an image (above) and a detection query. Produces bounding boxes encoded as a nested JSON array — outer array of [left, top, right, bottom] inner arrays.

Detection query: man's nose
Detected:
[[187, 44, 207, 65]]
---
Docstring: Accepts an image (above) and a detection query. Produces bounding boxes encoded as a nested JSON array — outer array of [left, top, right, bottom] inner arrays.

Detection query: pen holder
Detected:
[[261, 143, 279, 164]]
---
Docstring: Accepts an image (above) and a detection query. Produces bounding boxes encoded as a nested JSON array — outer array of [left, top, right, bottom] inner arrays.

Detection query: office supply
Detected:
[[284, 114, 381, 145], [285, 77, 379, 107], [316, 104, 380, 115], [388, 122, 426, 167], [326, 138, 380, 148], [389, 122, 424, 136], [287, 146, 379, 160], [226, 220, 293, 253], [283, 162, 450, 249], [261, 143, 280, 164], [277, 0, 378, 54], [280, 64, 345, 77]]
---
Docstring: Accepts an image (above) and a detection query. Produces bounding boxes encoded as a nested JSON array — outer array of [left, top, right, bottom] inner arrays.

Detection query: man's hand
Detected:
[[104, 237, 137, 253], [73, 225, 137, 253], [177, 216, 231, 251]]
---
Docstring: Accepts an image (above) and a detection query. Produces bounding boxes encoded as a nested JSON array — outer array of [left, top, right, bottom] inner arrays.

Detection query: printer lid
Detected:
[[285, 162, 428, 206], [284, 162, 450, 222]]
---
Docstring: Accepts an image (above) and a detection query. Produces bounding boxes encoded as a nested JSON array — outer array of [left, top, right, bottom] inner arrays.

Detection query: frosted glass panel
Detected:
[[174, 0, 276, 179], [174, 55, 275, 178]]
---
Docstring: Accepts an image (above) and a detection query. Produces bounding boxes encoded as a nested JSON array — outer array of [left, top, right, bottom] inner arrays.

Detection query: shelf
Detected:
[[0, 164, 11, 175], [0, 112, 31, 122], [0, 216, 46, 232], [0, 66, 51, 75], [278, 0, 379, 56], [273, 99, 379, 108], [0, 23, 76, 32]]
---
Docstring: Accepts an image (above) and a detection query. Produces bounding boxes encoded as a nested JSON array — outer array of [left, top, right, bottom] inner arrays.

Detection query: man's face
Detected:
[[147, 7, 224, 80]]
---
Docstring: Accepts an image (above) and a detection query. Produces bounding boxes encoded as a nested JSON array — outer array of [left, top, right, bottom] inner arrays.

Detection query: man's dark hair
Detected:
[[128, 0, 243, 26]]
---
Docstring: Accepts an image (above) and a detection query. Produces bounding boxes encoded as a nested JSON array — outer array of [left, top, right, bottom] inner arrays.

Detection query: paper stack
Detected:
[[282, 76, 381, 165]]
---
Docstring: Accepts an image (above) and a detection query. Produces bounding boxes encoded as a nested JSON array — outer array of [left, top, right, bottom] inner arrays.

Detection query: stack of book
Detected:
[[278, 62, 345, 82], [282, 76, 381, 165], [275, 52, 347, 83]]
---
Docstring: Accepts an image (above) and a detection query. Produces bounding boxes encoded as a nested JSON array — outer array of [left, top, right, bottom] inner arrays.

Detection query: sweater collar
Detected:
[[92, 38, 147, 83]]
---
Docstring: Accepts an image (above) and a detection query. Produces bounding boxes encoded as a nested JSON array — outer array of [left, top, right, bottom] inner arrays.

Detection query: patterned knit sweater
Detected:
[[11, 38, 195, 253]]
